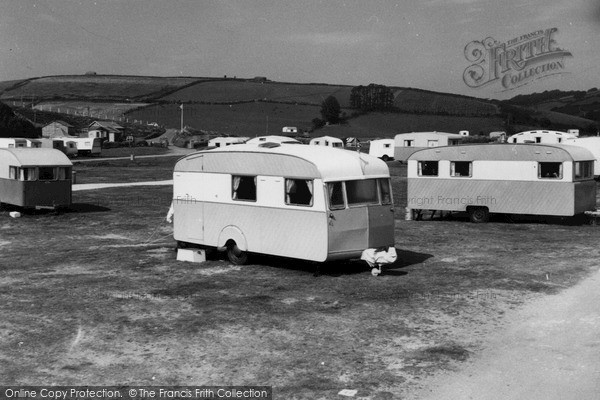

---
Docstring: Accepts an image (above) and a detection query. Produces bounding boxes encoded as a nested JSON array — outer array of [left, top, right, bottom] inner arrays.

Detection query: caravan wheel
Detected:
[[469, 207, 489, 223], [227, 243, 248, 265]]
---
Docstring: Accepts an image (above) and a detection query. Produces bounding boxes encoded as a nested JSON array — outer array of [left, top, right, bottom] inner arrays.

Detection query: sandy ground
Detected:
[[413, 267, 600, 400]]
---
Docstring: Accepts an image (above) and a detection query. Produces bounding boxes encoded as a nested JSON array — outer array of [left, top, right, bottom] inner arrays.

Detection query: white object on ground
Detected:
[[9, 212, 21, 218], [177, 248, 206, 263]]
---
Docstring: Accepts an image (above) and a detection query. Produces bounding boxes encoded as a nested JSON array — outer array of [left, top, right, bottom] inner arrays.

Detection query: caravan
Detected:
[[172, 143, 395, 264], [309, 136, 344, 148], [394, 132, 465, 162], [407, 144, 596, 222], [0, 148, 72, 209], [0, 138, 28, 148], [208, 137, 249, 148], [369, 139, 395, 161]]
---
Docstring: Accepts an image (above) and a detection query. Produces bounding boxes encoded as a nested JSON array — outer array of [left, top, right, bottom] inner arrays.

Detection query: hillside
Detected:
[[1, 74, 597, 138]]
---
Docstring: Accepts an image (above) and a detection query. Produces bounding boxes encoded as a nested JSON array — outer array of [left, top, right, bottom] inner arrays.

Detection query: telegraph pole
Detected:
[[180, 103, 184, 132]]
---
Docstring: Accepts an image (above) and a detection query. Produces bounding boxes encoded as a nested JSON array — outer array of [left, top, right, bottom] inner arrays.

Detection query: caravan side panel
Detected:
[[173, 171, 330, 261], [407, 178, 580, 216]]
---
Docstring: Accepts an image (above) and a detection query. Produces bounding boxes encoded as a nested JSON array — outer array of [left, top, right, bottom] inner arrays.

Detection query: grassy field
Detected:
[[2, 157, 600, 399], [160, 80, 355, 107], [318, 113, 507, 138], [128, 102, 322, 136], [0, 75, 202, 102], [392, 89, 499, 116]]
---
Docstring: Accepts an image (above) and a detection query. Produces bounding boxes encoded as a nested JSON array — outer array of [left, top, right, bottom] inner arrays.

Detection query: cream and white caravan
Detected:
[[563, 136, 600, 178], [369, 139, 395, 161], [58, 137, 102, 156], [245, 135, 300, 145], [507, 130, 576, 144], [394, 132, 464, 162], [51, 138, 79, 157], [172, 143, 395, 264], [0, 138, 28, 148], [309, 136, 344, 148], [208, 137, 249, 148], [407, 144, 596, 222]]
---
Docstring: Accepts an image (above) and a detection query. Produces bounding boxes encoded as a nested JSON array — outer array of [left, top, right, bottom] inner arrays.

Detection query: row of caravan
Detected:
[[0, 137, 101, 157], [172, 141, 597, 266]]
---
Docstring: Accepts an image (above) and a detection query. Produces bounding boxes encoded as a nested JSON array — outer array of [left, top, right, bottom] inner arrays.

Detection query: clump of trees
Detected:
[[350, 84, 394, 111], [0, 102, 37, 138]]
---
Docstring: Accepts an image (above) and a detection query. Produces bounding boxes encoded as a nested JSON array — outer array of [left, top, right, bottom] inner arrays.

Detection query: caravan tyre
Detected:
[[227, 244, 249, 265], [469, 207, 489, 223]]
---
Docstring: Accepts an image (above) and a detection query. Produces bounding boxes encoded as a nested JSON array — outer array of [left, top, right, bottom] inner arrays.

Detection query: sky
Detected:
[[1, 0, 599, 100]]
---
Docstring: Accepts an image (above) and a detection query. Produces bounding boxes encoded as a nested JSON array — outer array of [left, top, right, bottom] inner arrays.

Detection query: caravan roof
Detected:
[[409, 143, 593, 162], [175, 143, 388, 181], [0, 148, 72, 166], [245, 135, 300, 144]]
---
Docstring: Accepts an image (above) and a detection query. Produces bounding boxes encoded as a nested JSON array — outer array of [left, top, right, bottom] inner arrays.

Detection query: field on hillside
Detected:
[[393, 89, 499, 116], [128, 102, 322, 136], [0, 76, 203, 101], [319, 112, 507, 138], [2, 157, 600, 399], [32, 101, 148, 120], [160, 80, 355, 107]]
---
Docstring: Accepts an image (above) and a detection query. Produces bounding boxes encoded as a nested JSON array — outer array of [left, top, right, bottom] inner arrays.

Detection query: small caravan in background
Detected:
[[407, 144, 596, 222], [0, 148, 72, 209], [208, 137, 249, 148], [368, 139, 395, 161], [309, 136, 344, 148], [506, 130, 577, 144], [245, 135, 300, 145], [394, 132, 465, 162], [0, 138, 28, 148], [172, 143, 395, 264]]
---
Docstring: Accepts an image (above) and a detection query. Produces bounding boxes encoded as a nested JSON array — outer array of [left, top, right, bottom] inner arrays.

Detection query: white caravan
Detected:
[[369, 139, 395, 161], [172, 143, 395, 264]]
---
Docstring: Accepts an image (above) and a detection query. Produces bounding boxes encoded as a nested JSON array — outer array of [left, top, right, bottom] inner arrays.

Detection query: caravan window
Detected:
[[346, 179, 379, 206], [538, 162, 562, 179], [450, 161, 472, 177], [285, 179, 313, 206], [332, 142, 343, 148], [9, 166, 18, 180], [38, 167, 56, 181], [418, 161, 439, 176], [327, 182, 345, 210], [57, 167, 71, 180], [232, 175, 257, 201], [378, 178, 392, 205], [574, 161, 593, 180], [404, 140, 413, 147], [20, 167, 36, 181]]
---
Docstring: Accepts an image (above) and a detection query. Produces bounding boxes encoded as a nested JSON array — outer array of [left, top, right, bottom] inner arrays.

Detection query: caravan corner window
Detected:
[[346, 179, 378, 206], [285, 179, 314, 206], [574, 161, 593, 180], [9, 166, 18, 179], [378, 178, 392, 205], [232, 175, 257, 201], [450, 161, 472, 177], [328, 182, 345, 210], [418, 161, 439, 176], [538, 162, 562, 179]]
